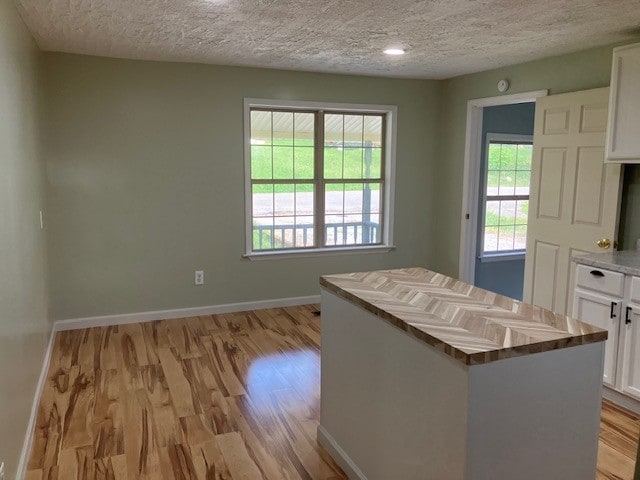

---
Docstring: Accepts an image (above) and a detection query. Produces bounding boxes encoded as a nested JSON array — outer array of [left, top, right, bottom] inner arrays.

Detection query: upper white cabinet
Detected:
[[606, 42, 640, 163]]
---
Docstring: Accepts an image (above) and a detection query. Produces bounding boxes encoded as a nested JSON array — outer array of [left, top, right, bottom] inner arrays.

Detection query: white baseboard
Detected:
[[603, 385, 640, 415], [54, 295, 321, 331], [15, 326, 57, 480], [317, 425, 367, 480]]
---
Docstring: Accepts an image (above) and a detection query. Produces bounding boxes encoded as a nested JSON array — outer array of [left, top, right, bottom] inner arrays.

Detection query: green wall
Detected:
[[43, 41, 640, 319], [433, 41, 640, 277], [0, 0, 50, 476], [43, 53, 442, 319]]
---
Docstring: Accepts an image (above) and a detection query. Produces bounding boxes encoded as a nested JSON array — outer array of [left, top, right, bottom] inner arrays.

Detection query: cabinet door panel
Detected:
[[572, 288, 620, 386], [630, 276, 640, 304], [620, 303, 640, 399], [606, 42, 640, 162]]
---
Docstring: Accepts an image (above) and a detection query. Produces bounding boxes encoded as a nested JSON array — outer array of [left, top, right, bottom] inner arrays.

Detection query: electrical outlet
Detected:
[[195, 270, 204, 285]]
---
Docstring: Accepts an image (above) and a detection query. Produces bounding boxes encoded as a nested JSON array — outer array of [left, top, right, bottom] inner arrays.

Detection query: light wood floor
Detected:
[[598, 400, 639, 479], [25, 305, 639, 480]]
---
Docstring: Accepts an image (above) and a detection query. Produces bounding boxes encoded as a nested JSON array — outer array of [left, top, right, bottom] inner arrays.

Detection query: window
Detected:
[[244, 99, 395, 257], [481, 134, 533, 257]]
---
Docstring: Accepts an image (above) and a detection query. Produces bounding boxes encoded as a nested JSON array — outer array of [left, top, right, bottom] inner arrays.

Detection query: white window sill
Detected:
[[479, 252, 526, 263], [243, 245, 396, 260]]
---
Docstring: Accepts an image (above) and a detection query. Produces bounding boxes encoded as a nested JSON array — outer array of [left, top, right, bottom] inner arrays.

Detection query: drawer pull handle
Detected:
[[626, 306, 633, 325], [590, 270, 605, 277], [611, 301, 618, 319]]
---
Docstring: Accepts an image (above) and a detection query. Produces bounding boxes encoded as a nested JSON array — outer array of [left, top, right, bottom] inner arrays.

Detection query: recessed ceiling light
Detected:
[[384, 48, 405, 56]]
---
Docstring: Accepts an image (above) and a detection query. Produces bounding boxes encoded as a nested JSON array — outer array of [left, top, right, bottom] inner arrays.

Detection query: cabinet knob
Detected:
[[626, 306, 633, 325]]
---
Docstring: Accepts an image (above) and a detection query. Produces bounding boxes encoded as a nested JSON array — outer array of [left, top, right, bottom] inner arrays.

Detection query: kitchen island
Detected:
[[318, 268, 607, 480]]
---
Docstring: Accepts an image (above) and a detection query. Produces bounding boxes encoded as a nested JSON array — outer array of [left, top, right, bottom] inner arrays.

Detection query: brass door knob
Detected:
[[596, 238, 612, 249]]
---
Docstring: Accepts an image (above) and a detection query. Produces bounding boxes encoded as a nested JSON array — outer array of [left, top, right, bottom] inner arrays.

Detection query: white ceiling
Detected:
[[14, 0, 640, 79]]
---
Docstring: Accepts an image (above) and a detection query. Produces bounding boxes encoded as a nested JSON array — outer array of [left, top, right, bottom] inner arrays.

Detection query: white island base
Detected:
[[318, 290, 605, 480]]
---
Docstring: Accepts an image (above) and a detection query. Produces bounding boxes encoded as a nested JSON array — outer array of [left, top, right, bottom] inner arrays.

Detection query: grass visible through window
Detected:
[[251, 139, 382, 193], [249, 108, 387, 251], [483, 141, 532, 254]]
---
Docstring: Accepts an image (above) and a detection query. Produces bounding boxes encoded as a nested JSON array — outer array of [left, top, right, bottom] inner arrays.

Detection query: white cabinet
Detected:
[[606, 42, 640, 163], [572, 264, 640, 401], [620, 303, 640, 399], [572, 287, 621, 387]]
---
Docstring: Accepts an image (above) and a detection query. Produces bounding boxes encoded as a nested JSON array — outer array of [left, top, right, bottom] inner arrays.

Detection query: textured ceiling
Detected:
[[14, 0, 640, 79]]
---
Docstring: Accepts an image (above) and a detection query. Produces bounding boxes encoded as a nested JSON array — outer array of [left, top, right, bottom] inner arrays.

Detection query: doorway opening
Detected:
[[459, 90, 547, 298]]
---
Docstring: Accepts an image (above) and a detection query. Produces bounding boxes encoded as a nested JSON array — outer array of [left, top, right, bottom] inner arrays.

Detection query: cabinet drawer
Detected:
[[630, 277, 640, 304], [575, 264, 624, 297]]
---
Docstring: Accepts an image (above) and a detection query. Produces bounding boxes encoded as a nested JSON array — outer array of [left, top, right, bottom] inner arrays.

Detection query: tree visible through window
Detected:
[[248, 105, 390, 253], [482, 140, 532, 254]]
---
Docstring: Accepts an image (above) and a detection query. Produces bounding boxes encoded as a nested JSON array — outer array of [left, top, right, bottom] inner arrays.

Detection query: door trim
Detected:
[[458, 90, 548, 283]]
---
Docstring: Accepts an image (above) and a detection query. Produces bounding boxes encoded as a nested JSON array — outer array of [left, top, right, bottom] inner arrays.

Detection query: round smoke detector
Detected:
[[497, 79, 510, 93]]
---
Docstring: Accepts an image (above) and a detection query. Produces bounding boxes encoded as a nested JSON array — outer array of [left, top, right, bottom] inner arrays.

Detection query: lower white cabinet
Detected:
[[572, 264, 640, 401], [620, 303, 640, 398], [572, 289, 620, 387]]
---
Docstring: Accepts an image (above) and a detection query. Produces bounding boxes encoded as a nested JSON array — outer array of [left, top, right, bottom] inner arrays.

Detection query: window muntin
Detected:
[[247, 104, 389, 254], [482, 139, 532, 255]]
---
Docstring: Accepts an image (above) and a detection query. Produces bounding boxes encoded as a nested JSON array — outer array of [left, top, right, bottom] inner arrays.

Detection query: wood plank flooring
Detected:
[[598, 400, 639, 479], [25, 304, 639, 479]]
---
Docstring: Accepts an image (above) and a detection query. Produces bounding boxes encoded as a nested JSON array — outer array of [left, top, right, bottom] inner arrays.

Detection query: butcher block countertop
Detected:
[[320, 267, 607, 365]]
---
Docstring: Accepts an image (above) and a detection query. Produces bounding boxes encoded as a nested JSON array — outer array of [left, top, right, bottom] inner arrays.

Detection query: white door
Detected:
[[523, 88, 622, 314], [572, 289, 621, 387], [620, 303, 640, 399]]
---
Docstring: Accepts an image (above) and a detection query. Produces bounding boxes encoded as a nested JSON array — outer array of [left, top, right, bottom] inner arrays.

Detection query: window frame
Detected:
[[243, 98, 397, 259], [479, 133, 533, 261]]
